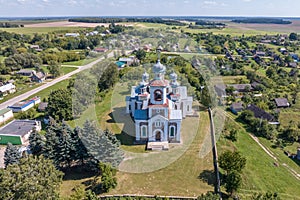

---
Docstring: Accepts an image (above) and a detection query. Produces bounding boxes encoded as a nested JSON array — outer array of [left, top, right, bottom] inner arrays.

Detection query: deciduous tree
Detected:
[[0, 155, 63, 200]]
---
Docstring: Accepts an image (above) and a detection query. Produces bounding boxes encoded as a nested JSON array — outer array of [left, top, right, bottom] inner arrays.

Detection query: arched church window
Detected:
[[154, 89, 162, 101], [169, 126, 175, 137]]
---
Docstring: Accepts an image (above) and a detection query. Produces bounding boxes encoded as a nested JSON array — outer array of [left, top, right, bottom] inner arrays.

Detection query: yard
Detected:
[[61, 80, 214, 197], [61, 110, 214, 198], [217, 113, 300, 199]]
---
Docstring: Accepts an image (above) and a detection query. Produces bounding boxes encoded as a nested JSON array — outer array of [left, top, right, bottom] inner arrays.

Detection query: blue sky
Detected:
[[0, 0, 299, 17]]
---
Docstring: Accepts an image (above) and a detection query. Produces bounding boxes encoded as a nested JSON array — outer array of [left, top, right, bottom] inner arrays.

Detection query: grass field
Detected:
[[62, 57, 100, 66], [28, 79, 70, 100], [217, 114, 300, 199], [279, 111, 300, 127], [0, 27, 85, 34], [61, 66, 77, 74]]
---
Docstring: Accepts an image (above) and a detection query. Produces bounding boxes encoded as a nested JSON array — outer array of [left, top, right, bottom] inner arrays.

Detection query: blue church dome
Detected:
[[152, 60, 166, 74]]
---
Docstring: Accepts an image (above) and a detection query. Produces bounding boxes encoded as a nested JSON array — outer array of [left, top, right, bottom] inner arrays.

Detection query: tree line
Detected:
[[69, 17, 186, 26], [232, 18, 291, 24]]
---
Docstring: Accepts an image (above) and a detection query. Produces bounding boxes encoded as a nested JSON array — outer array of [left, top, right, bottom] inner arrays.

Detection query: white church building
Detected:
[[125, 58, 193, 145]]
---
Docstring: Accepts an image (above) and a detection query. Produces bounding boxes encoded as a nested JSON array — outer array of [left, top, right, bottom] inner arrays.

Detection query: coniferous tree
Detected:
[[29, 129, 45, 156], [4, 143, 21, 168], [43, 118, 60, 161], [104, 128, 121, 147], [55, 122, 74, 169], [81, 120, 124, 170], [73, 127, 89, 165]]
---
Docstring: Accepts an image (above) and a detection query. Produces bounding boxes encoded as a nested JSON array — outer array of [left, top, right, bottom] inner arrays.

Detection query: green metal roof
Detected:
[[0, 108, 11, 116]]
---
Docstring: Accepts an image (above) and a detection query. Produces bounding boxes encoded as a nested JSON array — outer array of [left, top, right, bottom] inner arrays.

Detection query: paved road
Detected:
[[0, 51, 114, 110]]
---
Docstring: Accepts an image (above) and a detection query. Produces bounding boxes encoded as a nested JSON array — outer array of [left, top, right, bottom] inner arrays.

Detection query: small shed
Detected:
[[274, 98, 290, 108], [38, 102, 48, 112]]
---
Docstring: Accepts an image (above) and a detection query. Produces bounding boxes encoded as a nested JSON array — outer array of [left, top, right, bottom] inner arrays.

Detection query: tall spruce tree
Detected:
[[73, 127, 89, 165], [55, 122, 74, 169], [43, 118, 60, 161], [81, 120, 124, 169], [29, 130, 45, 156], [4, 143, 21, 168]]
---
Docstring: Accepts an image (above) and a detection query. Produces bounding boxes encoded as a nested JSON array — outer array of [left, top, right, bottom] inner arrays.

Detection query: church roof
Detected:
[[149, 79, 169, 87], [152, 60, 166, 74], [134, 110, 148, 120], [148, 104, 169, 108]]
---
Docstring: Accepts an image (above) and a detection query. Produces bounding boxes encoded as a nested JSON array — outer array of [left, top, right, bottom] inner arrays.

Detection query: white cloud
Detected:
[[183, 0, 189, 4], [68, 0, 78, 5], [243, 0, 253, 2], [203, 1, 217, 5], [16, 0, 27, 4]]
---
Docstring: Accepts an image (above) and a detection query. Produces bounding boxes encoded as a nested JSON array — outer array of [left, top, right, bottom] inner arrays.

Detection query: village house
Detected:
[[280, 47, 288, 55], [38, 102, 48, 112], [17, 69, 36, 77], [0, 120, 42, 145], [125, 56, 193, 150], [228, 84, 253, 93], [93, 47, 108, 53], [0, 108, 14, 125], [0, 82, 16, 97], [65, 33, 80, 37], [255, 51, 266, 57], [29, 44, 43, 52], [31, 71, 46, 83], [230, 102, 244, 114], [274, 98, 290, 108], [8, 96, 41, 113], [288, 62, 297, 68], [118, 56, 139, 66], [16, 70, 46, 83], [143, 44, 152, 52], [246, 104, 276, 123]]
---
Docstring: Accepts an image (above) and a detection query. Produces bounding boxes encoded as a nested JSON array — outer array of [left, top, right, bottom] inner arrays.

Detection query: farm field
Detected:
[[0, 26, 86, 34]]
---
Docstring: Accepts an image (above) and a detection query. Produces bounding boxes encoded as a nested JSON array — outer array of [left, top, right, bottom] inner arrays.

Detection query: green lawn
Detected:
[[61, 66, 77, 74], [62, 57, 99, 66], [29, 79, 70, 100], [279, 111, 300, 127], [217, 115, 300, 199]]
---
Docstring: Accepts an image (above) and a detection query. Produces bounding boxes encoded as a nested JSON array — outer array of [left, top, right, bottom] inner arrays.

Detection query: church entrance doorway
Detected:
[[155, 130, 162, 141]]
